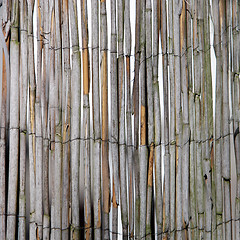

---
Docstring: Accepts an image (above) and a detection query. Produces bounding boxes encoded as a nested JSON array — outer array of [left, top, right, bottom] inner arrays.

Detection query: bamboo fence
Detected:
[[0, 0, 240, 239]]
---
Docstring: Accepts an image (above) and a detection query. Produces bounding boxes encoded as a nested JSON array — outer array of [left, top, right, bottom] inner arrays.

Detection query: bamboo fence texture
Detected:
[[0, 0, 240, 239]]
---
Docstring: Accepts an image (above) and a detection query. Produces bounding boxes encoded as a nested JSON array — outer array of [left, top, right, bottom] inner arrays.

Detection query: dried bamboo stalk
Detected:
[[18, 0, 28, 238], [110, 0, 119, 238], [27, 0, 37, 238], [92, 0, 101, 237], [61, 1, 71, 238], [6, 0, 20, 238], [173, 1, 183, 239], [146, 0, 154, 238], [153, 0, 162, 238], [100, 1, 110, 238]]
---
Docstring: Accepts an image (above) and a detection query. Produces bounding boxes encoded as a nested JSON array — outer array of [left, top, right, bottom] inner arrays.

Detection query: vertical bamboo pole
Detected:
[[110, 0, 120, 237], [161, 0, 169, 238], [153, 0, 162, 238], [220, 0, 232, 238], [53, 0, 62, 238], [124, 0, 134, 237], [212, 1, 223, 239], [79, 0, 90, 238], [168, 0, 176, 238], [6, 0, 20, 238], [0, 2, 10, 239], [18, 0, 28, 238], [27, 0, 37, 238], [69, 0, 81, 238], [187, 1, 197, 239], [139, 0, 147, 238], [202, 1, 213, 239], [42, 0, 50, 238], [180, 1, 190, 238], [35, 1, 43, 238], [61, 0, 71, 238], [92, 0, 101, 237], [133, 0, 141, 237], [118, 0, 128, 237], [100, 0, 110, 238], [146, 0, 154, 237], [173, 1, 183, 239]]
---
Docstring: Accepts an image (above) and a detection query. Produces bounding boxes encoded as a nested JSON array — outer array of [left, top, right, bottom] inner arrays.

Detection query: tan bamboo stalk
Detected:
[[202, 1, 213, 239], [168, 0, 176, 239], [18, 0, 28, 238], [0, 8, 10, 239], [53, 0, 62, 238], [110, 0, 119, 237], [212, 1, 223, 238], [180, 1, 190, 238], [124, 0, 134, 237], [61, 0, 71, 238], [139, 0, 147, 238], [69, 0, 81, 238], [187, 1, 197, 239], [27, 0, 36, 238], [133, 0, 141, 237], [6, 0, 20, 238], [153, 0, 162, 238], [145, 0, 154, 238], [42, 0, 50, 238], [220, 1, 232, 238], [100, 1, 110, 238], [160, 0, 169, 238], [173, 1, 183, 239], [118, 0, 128, 237], [232, 0, 240, 239], [92, 0, 101, 237]]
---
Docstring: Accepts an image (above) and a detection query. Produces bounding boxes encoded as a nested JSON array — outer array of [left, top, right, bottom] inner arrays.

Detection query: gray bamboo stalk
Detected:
[[220, 1, 232, 238], [27, 0, 36, 238], [18, 0, 27, 238], [53, 0, 62, 238], [145, 0, 154, 238], [0, 23, 9, 240], [133, 0, 141, 237], [153, 0, 162, 238], [0, 3, 10, 238], [180, 2, 190, 238], [202, 1, 213, 239], [110, 0, 119, 237], [35, 1, 43, 237], [42, 0, 50, 238], [61, 1, 71, 238], [118, 0, 128, 237], [232, 0, 240, 239], [100, 1, 110, 238], [160, 0, 169, 238], [6, 0, 20, 238], [92, 0, 101, 237], [80, 0, 91, 238], [69, 0, 81, 238], [168, 0, 176, 239], [194, 1, 204, 238], [48, 2, 55, 238], [187, 1, 197, 239], [212, 1, 223, 239], [173, 1, 183, 239], [124, 0, 134, 237], [139, 0, 147, 238]]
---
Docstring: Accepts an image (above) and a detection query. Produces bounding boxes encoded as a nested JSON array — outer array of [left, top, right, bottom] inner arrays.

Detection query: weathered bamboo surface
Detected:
[[0, 0, 240, 239]]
